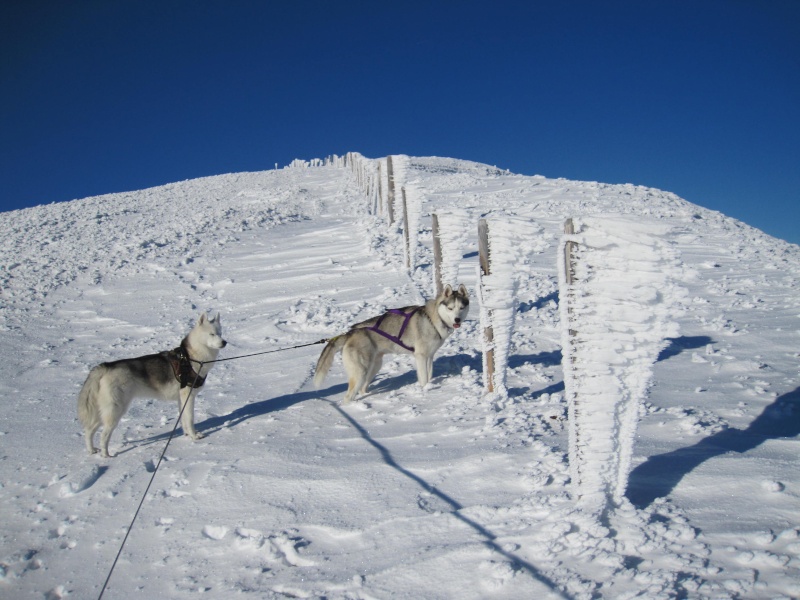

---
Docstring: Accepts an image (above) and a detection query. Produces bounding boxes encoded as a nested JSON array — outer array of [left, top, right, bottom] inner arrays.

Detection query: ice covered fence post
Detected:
[[402, 188, 411, 269], [390, 155, 410, 225], [377, 159, 388, 217], [477, 218, 521, 396], [400, 184, 423, 273], [385, 156, 395, 225], [433, 214, 443, 296], [478, 219, 495, 392], [564, 218, 576, 285], [558, 216, 687, 515], [346, 152, 379, 215], [431, 209, 470, 297]]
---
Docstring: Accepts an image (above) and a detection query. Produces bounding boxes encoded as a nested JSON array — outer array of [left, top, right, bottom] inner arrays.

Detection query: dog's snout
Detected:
[[221, 340, 228, 348], [454, 318, 461, 324]]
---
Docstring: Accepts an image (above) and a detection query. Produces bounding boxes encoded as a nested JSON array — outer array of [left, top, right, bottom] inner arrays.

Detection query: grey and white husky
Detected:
[[314, 284, 470, 403], [78, 313, 227, 457]]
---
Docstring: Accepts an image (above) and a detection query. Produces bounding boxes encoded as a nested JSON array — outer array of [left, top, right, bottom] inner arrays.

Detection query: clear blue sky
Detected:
[[2, 1, 798, 244]]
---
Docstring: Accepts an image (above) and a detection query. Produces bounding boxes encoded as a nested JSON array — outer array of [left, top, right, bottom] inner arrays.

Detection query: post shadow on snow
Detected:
[[626, 386, 800, 509], [518, 291, 559, 314], [657, 335, 715, 362], [350, 350, 565, 403], [324, 398, 572, 600]]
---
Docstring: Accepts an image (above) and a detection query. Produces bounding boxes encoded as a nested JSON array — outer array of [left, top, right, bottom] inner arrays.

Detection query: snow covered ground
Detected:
[[1, 155, 799, 599]]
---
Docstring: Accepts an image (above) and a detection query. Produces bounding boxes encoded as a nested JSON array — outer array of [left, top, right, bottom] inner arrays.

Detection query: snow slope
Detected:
[[0, 156, 799, 599]]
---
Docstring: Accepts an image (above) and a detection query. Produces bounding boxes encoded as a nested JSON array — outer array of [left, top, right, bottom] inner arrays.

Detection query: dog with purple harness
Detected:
[[314, 284, 470, 403]]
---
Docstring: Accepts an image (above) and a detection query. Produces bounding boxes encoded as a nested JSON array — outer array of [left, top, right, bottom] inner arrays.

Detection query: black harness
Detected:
[[164, 342, 205, 389]]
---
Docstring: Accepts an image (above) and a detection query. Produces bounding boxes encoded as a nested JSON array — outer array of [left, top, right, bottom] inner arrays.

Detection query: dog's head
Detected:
[[195, 312, 228, 350], [437, 284, 470, 329]]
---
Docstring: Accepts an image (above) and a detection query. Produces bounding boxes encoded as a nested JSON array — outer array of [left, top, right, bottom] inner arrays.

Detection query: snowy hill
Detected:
[[1, 155, 799, 599]]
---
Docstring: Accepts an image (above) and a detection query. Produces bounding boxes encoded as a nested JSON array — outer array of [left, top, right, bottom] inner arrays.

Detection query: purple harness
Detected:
[[364, 308, 421, 352]]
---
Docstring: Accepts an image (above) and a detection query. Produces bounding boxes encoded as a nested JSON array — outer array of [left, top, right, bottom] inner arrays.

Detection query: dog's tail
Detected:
[[313, 335, 346, 389], [77, 365, 105, 429]]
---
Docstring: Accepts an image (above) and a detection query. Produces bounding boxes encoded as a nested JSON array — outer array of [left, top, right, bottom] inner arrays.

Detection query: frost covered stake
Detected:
[[402, 187, 411, 270], [478, 219, 495, 392], [377, 161, 385, 217], [386, 155, 395, 225], [564, 218, 576, 285], [558, 216, 684, 515], [477, 217, 519, 396], [432, 214, 444, 297], [432, 209, 471, 299]]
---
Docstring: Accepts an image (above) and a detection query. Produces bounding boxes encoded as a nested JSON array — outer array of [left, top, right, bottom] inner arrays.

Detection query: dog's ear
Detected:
[[458, 284, 468, 297], [214, 312, 221, 324], [443, 284, 453, 297], [198, 313, 207, 325]]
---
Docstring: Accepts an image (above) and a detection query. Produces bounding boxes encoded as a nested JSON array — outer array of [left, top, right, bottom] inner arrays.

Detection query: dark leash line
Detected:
[[97, 337, 329, 600], [189, 338, 330, 366]]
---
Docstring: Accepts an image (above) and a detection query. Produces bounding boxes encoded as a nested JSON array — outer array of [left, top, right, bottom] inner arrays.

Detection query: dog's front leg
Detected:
[[179, 389, 204, 440]]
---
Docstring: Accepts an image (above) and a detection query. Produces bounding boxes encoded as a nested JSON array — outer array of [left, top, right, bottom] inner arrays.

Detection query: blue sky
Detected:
[[2, 1, 798, 244]]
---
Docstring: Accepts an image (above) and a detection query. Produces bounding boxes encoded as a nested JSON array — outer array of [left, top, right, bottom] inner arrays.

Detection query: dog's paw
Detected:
[[190, 431, 205, 441]]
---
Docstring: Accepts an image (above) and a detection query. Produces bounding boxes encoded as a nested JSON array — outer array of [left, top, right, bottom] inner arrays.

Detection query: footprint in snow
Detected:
[[269, 532, 315, 567], [57, 465, 107, 497]]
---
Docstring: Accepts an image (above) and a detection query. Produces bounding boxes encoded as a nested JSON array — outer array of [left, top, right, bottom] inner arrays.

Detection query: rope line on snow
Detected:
[[97, 337, 329, 600]]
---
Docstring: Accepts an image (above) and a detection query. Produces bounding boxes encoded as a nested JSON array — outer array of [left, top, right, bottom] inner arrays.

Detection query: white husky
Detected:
[[77, 313, 227, 457], [314, 284, 470, 403]]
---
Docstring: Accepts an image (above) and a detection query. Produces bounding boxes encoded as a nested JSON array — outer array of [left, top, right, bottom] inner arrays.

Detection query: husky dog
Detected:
[[314, 284, 469, 403], [77, 313, 227, 457]]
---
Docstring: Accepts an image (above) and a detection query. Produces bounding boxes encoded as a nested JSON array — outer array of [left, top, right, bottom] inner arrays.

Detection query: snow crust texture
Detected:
[[1, 155, 799, 599]]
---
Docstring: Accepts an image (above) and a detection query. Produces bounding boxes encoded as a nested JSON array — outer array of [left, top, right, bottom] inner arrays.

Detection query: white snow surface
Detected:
[[1, 156, 799, 599]]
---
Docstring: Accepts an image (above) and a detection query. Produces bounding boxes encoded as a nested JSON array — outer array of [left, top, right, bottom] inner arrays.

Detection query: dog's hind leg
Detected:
[[179, 388, 203, 440], [361, 354, 384, 394], [84, 420, 100, 455], [78, 368, 103, 455], [98, 399, 125, 458], [342, 342, 371, 404]]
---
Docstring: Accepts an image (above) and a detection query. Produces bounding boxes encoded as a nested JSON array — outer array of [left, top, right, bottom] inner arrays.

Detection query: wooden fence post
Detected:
[[478, 218, 495, 393], [564, 218, 575, 284], [386, 156, 395, 225], [564, 218, 578, 341], [402, 187, 411, 271], [432, 213, 443, 297], [377, 161, 384, 217]]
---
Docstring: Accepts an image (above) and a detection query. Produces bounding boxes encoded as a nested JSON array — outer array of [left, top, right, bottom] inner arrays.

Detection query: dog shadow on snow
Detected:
[[135, 354, 482, 446], [627, 386, 800, 509]]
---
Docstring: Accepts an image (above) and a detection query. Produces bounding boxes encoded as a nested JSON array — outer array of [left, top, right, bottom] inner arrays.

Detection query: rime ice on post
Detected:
[[432, 209, 470, 297], [477, 217, 532, 396], [389, 155, 409, 228], [378, 158, 389, 217], [401, 184, 423, 272], [558, 215, 687, 515]]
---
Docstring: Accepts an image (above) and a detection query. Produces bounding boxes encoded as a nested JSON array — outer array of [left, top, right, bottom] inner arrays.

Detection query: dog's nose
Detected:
[[454, 318, 461, 324], [221, 340, 228, 347]]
